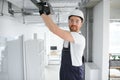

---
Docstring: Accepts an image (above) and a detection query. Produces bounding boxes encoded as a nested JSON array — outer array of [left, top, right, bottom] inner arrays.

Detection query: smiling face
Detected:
[[68, 16, 83, 32]]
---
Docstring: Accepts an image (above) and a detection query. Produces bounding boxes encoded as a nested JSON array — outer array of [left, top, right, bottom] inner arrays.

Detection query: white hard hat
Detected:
[[69, 9, 84, 22]]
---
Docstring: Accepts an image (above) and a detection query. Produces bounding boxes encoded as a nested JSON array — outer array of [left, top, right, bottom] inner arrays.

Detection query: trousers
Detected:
[[60, 43, 84, 80]]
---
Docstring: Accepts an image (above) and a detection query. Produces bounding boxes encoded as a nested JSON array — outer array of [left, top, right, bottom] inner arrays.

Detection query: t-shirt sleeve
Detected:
[[71, 32, 84, 44], [70, 32, 85, 66]]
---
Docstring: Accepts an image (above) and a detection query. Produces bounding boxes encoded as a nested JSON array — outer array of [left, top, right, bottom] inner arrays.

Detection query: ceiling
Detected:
[[6, 0, 82, 24], [5, 0, 120, 24], [6, 0, 120, 11], [7, 0, 81, 9]]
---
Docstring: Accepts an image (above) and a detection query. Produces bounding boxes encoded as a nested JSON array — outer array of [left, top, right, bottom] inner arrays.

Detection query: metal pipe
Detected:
[[0, 0, 4, 16]]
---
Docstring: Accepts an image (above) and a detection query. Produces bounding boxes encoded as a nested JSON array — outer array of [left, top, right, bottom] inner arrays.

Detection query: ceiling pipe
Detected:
[[8, 1, 14, 15], [0, 0, 5, 16], [22, 0, 25, 24]]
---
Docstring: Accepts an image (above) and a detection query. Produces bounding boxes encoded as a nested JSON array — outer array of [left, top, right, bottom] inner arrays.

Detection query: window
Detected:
[[109, 21, 120, 53], [109, 21, 120, 79]]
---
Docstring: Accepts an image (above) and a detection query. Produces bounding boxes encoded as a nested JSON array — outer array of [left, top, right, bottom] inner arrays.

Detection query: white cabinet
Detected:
[[0, 36, 24, 80], [0, 36, 45, 80], [85, 62, 99, 80], [24, 39, 45, 80]]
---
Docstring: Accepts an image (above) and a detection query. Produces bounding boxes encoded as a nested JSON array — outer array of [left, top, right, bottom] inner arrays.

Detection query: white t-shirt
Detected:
[[63, 32, 85, 66]]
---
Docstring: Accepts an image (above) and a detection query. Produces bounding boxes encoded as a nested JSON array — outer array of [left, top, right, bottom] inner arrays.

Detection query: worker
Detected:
[[37, 1, 85, 80]]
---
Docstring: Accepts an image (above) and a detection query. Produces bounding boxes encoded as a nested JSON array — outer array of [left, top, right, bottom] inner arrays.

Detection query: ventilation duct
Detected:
[[81, 0, 101, 8]]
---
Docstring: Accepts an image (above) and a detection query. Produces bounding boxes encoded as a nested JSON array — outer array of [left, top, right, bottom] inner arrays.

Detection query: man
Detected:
[[37, 2, 85, 80]]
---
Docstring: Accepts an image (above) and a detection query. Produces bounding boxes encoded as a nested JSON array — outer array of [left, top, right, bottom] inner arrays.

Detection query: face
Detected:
[[68, 16, 83, 32]]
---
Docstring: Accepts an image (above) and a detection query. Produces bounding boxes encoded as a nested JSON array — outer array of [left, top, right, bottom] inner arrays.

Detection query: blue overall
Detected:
[[60, 43, 84, 80]]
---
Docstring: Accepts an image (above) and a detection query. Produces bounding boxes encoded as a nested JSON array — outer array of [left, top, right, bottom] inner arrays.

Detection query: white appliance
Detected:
[[0, 35, 45, 80]]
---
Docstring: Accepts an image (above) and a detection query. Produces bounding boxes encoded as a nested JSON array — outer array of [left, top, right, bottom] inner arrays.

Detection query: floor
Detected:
[[45, 65, 60, 80], [44, 65, 120, 80]]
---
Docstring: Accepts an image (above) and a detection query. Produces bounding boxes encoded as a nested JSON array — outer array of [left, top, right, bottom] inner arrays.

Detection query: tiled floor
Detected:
[[45, 65, 60, 80]]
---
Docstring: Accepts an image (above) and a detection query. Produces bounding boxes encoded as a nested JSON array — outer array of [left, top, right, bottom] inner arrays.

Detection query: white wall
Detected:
[[110, 8, 120, 19], [0, 15, 47, 40], [93, 0, 110, 80], [0, 15, 66, 55]]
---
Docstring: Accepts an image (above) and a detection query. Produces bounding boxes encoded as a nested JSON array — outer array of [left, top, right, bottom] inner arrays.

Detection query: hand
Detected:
[[37, 1, 52, 15]]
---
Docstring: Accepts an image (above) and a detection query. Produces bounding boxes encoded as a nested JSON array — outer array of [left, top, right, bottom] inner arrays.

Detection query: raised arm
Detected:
[[31, 0, 74, 42], [41, 14, 74, 42]]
